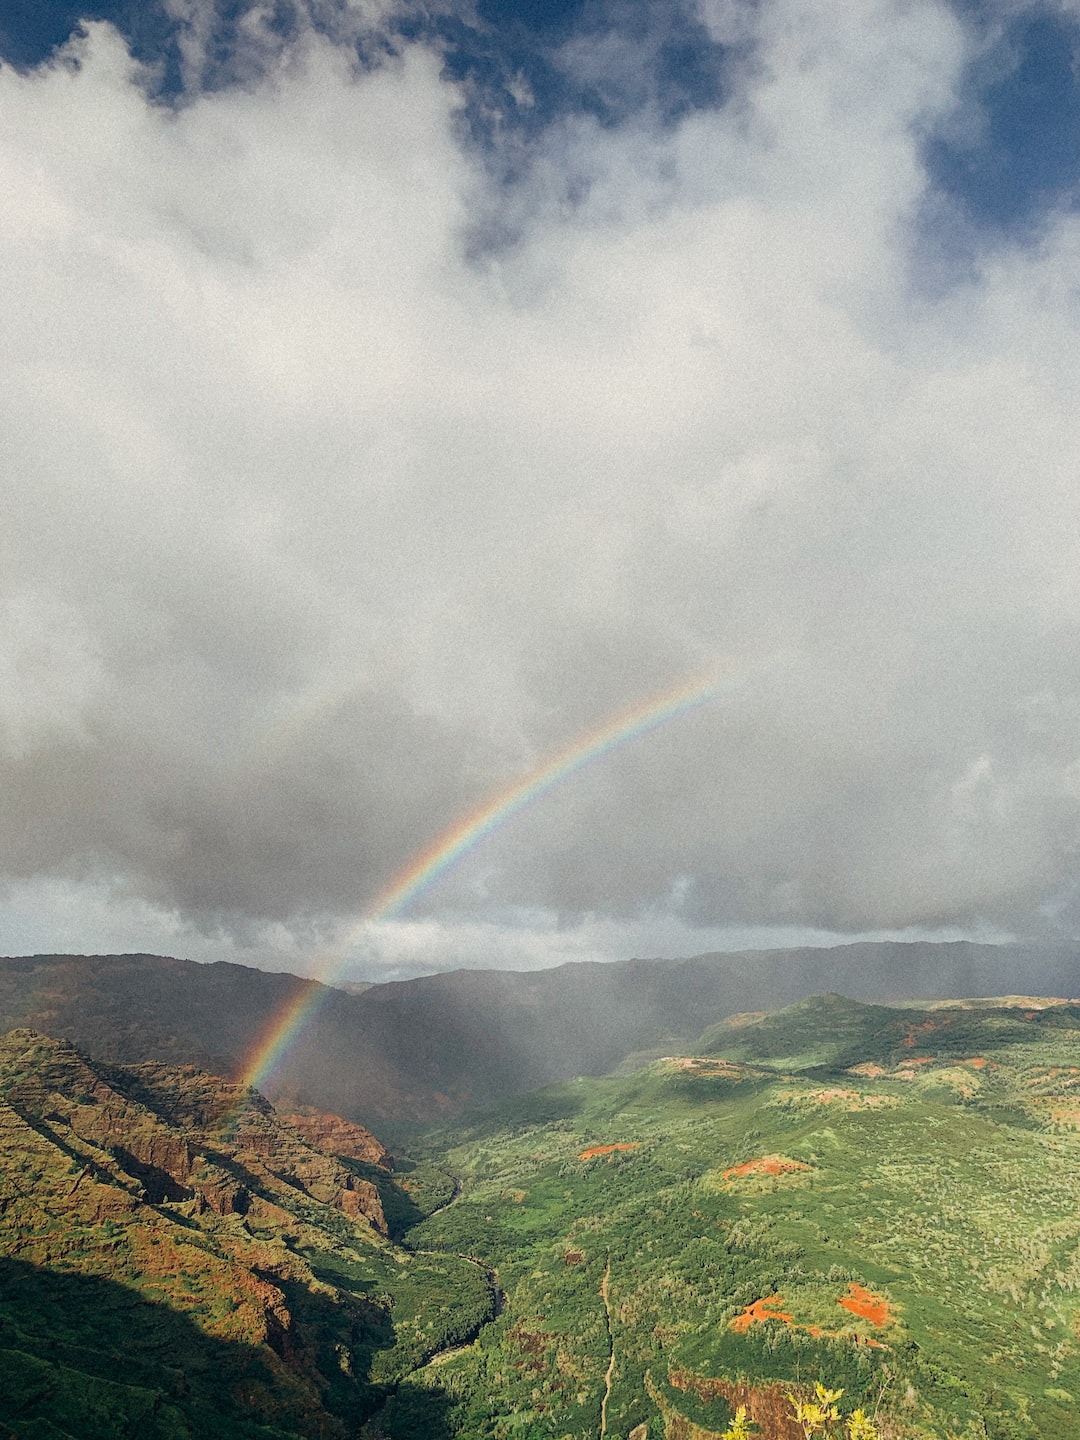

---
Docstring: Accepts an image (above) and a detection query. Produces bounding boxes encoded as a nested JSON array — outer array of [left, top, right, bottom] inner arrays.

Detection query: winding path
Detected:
[[599, 1256, 614, 1438]]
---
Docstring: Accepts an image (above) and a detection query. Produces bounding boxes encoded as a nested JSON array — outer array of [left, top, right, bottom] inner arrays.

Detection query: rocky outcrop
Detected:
[[0, 1028, 441, 1440], [283, 1108, 393, 1169], [0, 1027, 389, 1260]]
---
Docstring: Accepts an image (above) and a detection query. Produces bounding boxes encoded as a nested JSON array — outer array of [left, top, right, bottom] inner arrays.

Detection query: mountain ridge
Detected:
[[0, 1028, 488, 1439], [2, 942, 1077, 1126]]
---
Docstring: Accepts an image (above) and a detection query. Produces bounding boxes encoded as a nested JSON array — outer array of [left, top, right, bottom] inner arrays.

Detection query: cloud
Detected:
[[4, 0, 1080, 973]]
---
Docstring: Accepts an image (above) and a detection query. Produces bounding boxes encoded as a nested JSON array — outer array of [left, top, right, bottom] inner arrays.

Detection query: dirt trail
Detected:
[[599, 1256, 614, 1437]]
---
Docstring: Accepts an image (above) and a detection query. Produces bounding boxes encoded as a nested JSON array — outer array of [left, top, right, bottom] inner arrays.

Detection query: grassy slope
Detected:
[[390, 995, 1080, 1440]]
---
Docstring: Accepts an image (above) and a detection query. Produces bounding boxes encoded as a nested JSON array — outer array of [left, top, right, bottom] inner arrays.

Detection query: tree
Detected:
[[788, 1383, 881, 1440], [721, 1406, 758, 1440]]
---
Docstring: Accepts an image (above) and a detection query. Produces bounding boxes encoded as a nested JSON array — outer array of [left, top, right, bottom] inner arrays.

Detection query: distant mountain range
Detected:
[[1, 943, 1077, 1128]]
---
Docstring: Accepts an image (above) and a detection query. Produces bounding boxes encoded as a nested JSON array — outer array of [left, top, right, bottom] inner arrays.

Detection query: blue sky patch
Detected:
[[927, 7, 1080, 235], [3, 3, 1079, 252]]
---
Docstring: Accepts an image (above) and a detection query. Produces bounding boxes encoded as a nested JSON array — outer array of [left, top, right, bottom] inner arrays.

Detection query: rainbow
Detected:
[[240, 668, 737, 1095]]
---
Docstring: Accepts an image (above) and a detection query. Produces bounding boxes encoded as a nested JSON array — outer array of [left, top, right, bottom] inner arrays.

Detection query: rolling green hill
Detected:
[[385, 994, 1080, 1439]]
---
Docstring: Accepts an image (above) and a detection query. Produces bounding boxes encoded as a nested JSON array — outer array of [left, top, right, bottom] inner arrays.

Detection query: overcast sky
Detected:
[[3, 0, 1080, 981]]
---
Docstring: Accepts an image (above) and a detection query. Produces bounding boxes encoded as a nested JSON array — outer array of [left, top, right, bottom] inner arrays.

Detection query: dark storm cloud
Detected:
[[4, 0, 1080, 973]]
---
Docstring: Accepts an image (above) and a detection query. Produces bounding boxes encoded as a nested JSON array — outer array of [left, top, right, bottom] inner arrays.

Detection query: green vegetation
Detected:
[[9, 995, 1080, 1438], [382, 995, 1080, 1438], [304, 1246, 495, 1374]]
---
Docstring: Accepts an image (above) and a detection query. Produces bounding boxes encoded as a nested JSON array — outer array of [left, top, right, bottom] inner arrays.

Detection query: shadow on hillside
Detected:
[[669, 1071, 777, 1104], [450, 1083, 586, 1135], [344, 1159, 429, 1241], [371, 1378, 462, 1439], [0, 1256, 458, 1440]]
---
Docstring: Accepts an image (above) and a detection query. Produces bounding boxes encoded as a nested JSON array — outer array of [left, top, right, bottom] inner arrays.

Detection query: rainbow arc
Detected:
[[241, 667, 741, 1093]]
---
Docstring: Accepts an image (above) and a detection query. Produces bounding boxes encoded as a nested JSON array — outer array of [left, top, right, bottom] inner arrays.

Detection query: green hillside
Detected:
[[8, 997, 1080, 1438], [383, 994, 1080, 1439]]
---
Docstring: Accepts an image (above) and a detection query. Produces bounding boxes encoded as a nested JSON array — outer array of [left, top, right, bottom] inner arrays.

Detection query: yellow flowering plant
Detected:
[[718, 1380, 882, 1440], [787, 1383, 882, 1440], [720, 1405, 758, 1439]]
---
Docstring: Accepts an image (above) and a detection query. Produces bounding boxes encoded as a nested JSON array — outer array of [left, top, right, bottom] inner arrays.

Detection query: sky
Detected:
[[3, 0, 1080, 982]]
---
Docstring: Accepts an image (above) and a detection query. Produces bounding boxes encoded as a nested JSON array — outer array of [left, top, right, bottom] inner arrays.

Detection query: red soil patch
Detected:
[[731, 1288, 892, 1349], [731, 1295, 794, 1332], [578, 1143, 638, 1160], [965, 1057, 987, 1068], [724, 1154, 810, 1180], [837, 1283, 894, 1328]]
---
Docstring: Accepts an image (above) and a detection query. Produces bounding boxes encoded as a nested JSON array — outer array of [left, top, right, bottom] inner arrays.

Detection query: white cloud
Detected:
[[3, 2, 1080, 974]]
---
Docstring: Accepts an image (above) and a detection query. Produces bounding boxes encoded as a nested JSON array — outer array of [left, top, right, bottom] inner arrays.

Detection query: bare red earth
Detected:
[[731, 1295, 794, 1332], [723, 1154, 810, 1180], [578, 1142, 638, 1159], [837, 1283, 894, 1328], [730, 1285, 891, 1352]]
